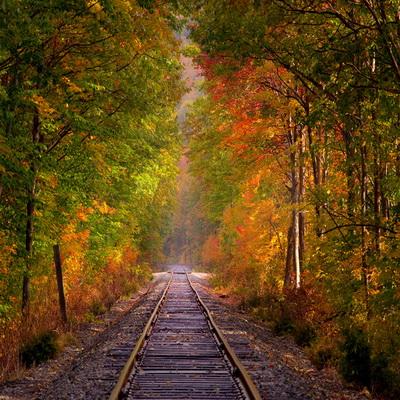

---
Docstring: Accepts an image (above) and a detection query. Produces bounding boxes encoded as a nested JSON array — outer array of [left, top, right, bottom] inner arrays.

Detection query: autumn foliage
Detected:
[[0, 1, 182, 380], [183, 1, 400, 397]]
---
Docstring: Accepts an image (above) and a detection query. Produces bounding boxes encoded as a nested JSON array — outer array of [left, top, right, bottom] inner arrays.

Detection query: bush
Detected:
[[273, 314, 294, 335], [244, 294, 262, 308], [89, 300, 107, 316], [369, 352, 400, 398], [20, 331, 58, 368], [307, 336, 339, 370], [340, 327, 371, 386], [293, 323, 316, 347], [102, 293, 118, 311], [312, 347, 335, 370], [370, 353, 390, 393]]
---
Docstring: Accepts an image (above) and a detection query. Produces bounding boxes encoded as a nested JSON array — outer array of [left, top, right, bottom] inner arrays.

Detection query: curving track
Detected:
[[111, 270, 260, 400]]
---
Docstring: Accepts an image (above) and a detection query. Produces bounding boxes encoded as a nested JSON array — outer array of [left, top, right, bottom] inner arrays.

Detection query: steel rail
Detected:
[[109, 271, 173, 400], [186, 272, 262, 400]]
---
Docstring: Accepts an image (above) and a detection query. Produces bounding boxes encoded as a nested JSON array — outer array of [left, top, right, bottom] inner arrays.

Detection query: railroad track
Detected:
[[110, 271, 261, 400]]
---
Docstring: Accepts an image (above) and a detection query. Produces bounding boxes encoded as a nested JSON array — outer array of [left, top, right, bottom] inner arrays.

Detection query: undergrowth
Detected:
[[212, 277, 400, 399], [20, 331, 58, 368], [0, 262, 152, 382]]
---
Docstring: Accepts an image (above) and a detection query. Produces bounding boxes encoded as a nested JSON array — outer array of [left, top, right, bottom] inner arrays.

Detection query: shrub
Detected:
[[340, 327, 371, 387], [312, 347, 335, 370], [293, 323, 316, 347], [273, 314, 294, 335], [20, 331, 58, 368], [307, 336, 340, 370], [369, 352, 400, 398], [89, 300, 107, 316], [102, 293, 118, 311]]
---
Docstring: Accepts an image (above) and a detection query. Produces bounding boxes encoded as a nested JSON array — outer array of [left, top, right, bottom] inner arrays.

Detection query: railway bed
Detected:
[[111, 272, 260, 400]]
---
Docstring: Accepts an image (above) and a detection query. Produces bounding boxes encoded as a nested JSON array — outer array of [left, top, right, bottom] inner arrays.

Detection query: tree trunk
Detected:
[[298, 125, 305, 270], [360, 141, 370, 319], [22, 109, 40, 316], [308, 125, 322, 237], [381, 162, 389, 220], [342, 128, 356, 220], [284, 224, 294, 289], [53, 244, 68, 324], [284, 115, 302, 290], [293, 209, 301, 289], [373, 139, 381, 252], [321, 128, 328, 185], [291, 118, 301, 289]]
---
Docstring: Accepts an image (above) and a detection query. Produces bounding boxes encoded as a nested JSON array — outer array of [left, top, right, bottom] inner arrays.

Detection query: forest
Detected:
[[0, 0, 184, 379], [1, 1, 400, 399]]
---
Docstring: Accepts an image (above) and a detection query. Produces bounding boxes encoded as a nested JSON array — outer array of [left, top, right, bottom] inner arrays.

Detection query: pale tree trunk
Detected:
[[298, 125, 305, 274], [283, 115, 302, 290], [284, 224, 294, 289], [293, 209, 301, 289], [284, 116, 296, 289]]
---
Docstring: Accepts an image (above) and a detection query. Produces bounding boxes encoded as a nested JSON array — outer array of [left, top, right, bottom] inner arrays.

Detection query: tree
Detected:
[[0, 0, 183, 378], [182, 0, 400, 394]]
